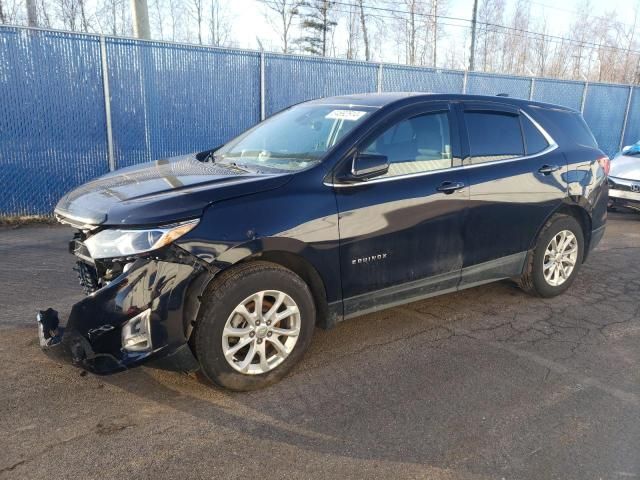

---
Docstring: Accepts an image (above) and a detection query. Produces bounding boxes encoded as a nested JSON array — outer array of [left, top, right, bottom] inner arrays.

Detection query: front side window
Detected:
[[465, 111, 524, 164], [214, 104, 374, 172], [362, 111, 452, 178]]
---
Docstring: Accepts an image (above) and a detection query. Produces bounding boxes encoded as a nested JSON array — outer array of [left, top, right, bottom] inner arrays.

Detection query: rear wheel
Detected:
[[519, 215, 585, 298], [194, 261, 315, 391]]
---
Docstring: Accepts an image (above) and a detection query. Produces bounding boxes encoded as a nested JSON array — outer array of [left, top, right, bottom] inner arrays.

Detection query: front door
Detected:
[[331, 103, 468, 317]]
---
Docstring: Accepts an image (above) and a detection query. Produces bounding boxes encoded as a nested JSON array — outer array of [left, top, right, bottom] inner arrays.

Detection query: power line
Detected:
[[321, 0, 640, 57]]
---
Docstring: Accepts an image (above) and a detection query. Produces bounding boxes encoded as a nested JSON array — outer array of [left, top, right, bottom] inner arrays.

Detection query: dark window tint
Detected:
[[521, 115, 549, 154], [363, 112, 452, 178], [465, 111, 524, 163], [547, 110, 598, 148]]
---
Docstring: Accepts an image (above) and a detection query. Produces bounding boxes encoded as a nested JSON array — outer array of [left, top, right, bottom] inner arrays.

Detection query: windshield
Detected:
[[214, 104, 375, 172]]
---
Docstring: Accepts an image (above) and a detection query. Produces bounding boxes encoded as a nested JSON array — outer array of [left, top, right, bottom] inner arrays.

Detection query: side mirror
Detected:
[[345, 153, 389, 182], [622, 145, 631, 154]]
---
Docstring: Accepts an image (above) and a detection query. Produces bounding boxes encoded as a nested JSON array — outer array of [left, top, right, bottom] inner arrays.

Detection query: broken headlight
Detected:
[[84, 219, 199, 259]]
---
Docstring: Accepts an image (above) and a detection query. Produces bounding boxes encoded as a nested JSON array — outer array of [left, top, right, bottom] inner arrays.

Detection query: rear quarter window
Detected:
[[521, 115, 549, 155], [539, 109, 598, 149]]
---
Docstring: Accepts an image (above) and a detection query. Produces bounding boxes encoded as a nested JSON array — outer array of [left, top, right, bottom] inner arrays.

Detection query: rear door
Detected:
[[332, 103, 468, 316], [459, 102, 568, 285]]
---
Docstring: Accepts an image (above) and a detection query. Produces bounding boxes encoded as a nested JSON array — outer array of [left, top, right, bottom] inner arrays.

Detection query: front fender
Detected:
[[174, 174, 342, 303]]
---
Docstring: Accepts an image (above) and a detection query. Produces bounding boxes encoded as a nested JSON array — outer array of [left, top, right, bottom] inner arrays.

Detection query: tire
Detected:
[[518, 214, 585, 298], [194, 261, 315, 391]]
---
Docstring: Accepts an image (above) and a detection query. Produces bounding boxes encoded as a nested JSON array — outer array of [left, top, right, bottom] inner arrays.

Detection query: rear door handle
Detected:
[[437, 181, 465, 194], [538, 164, 560, 175]]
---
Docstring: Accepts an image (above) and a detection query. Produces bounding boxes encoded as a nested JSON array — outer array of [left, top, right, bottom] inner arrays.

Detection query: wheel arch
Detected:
[[194, 237, 338, 330], [237, 250, 332, 328], [530, 201, 592, 262]]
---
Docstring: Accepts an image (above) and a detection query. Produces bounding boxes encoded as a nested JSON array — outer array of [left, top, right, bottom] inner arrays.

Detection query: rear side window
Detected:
[[549, 110, 598, 148], [464, 111, 524, 163], [521, 115, 549, 154]]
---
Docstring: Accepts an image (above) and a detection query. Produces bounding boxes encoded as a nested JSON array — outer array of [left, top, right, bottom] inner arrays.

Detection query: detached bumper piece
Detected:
[[37, 308, 125, 374], [37, 255, 205, 375]]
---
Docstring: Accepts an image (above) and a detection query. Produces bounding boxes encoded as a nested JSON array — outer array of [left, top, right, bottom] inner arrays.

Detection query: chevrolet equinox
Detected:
[[39, 93, 609, 391]]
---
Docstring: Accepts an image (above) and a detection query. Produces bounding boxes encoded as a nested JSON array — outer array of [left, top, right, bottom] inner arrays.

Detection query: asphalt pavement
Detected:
[[1, 213, 639, 479]]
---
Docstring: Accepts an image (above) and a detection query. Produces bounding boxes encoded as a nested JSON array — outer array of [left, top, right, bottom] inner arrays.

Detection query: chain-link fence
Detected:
[[1, 25, 638, 216]]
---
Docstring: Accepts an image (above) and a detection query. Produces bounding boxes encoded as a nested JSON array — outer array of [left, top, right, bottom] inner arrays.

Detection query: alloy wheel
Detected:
[[222, 290, 301, 375], [543, 230, 579, 287]]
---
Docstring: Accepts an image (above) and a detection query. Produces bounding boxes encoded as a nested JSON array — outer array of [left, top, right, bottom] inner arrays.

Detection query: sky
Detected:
[[227, 0, 640, 62]]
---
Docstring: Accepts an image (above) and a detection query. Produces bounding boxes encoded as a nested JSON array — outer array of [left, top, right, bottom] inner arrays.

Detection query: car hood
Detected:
[[610, 154, 640, 181], [55, 154, 292, 226]]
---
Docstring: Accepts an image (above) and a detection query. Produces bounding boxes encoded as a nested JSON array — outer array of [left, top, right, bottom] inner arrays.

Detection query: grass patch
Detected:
[[0, 215, 57, 227]]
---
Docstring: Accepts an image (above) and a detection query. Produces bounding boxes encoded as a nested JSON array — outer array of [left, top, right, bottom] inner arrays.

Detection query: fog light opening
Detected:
[[122, 309, 152, 352]]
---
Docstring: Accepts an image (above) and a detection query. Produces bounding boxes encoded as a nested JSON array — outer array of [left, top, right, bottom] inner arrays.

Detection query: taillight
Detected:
[[598, 156, 610, 176]]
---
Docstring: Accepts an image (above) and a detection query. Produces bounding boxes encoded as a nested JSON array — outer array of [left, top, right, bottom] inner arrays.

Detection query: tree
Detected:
[[531, 15, 551, 77], [209, 0, 232, 46], [37, 0, 52, 27], [0, 1, 6, 23], [621, 2, 639, 83], [476, 0, 504, 72], [297, 0, 336, 56], [149, 0, 164, 39], [401, 0, 419, 65], [189, 0, 204, 44], [345, 1, 359, 59], [262, 0, 302, 53], [356, 0, 370, 61], [26, 0, 38, 26]]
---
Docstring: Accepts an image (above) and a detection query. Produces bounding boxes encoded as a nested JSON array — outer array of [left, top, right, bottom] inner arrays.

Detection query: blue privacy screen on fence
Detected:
[[466, 72, 531, 99], [532, 78, 585, 111], [0, 25, 638, 215], [106, 38, 261, 169], [0, 28, 108, 215], [264, 54, 378, 116], [583, 83, 630, 158], [381, 65, 464, 93]]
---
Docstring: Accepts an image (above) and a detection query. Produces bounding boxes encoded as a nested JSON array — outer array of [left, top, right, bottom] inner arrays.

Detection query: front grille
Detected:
[[73, 261, 100, 295], [608, 176, 640, 193]]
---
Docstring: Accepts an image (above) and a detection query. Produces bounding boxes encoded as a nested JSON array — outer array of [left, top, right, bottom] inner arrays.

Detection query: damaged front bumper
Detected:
[[37, 252, 211, 374]]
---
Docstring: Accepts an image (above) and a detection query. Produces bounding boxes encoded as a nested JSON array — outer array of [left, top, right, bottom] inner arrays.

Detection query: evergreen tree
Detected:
[[297, 0, 336, 56]]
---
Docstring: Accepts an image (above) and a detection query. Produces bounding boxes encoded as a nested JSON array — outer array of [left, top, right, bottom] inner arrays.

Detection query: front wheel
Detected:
[[519, 215, 585, 298], [194, 261, 315, 391]]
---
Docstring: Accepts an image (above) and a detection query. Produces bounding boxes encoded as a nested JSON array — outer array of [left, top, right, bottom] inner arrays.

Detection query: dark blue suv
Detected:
[[42, 93, 609, 390]]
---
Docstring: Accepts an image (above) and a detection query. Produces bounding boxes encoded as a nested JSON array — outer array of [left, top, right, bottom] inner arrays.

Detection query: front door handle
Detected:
[[437, 181, 465, 194], [538, 164, 560, 175]]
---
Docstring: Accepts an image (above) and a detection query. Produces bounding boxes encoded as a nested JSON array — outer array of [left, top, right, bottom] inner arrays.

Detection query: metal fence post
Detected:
[[259, 50, 266, 121], [529, 77, 535, 101], [620, 85, 634, 151], [580, 80, 589, 114], [462, 70, 468, 94], [99, 35, 116, 171], [377, 63, 383, 93]]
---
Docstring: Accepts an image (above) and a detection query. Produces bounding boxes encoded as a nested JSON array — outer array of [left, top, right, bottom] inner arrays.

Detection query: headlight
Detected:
[[84, 219, 199, 259]]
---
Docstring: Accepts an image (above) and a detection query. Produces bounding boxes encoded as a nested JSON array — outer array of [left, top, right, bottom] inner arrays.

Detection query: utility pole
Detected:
[[469, 0, 478, 71], [131, 0, 151, 39], [432, 0, 438, 67], [26, 0, 38, 27]]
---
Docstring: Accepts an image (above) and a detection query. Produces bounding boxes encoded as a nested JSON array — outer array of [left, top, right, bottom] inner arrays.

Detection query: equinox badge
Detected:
[[352, 253, 388, 265]]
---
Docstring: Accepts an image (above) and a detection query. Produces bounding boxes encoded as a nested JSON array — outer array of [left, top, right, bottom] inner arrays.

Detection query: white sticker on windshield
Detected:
[[325, 109, 367, 121]]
